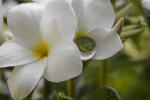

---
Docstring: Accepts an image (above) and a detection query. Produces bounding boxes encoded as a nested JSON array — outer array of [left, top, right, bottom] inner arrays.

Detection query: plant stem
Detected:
[[67, 78, 76, 100], [83, 59, 92, 68], [43, 79, 53, 100], [100, 60, 108, 86]]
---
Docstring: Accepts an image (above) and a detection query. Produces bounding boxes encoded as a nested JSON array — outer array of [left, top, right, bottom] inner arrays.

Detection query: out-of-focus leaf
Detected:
[[129, 0, 145, 15], [121, 29, 144, 39], [54, 82, 67, 94], [110, 0, 116, 12], [130, 0, 145, 15], [88, 87, 121, 100], [77, 61, 100, 100], [57, 92, 73, 100], [0, 93, 9, 100], [111, 0, 116, 5], [129, 0, 150, 31]]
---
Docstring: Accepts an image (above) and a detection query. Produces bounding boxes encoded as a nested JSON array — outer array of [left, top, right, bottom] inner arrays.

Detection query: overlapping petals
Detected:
[[0, 0, 83, 99], [8, 3, 44, 48], [7, 59, 47, 100], [88, 28, 123, 60], [44, 38, 82, 82], [77, 0, 115, 32], [0, 39, 37, 67], [71, 0, 83, 21], [72, 0, 123, 60], [40, 0, 76, 43]]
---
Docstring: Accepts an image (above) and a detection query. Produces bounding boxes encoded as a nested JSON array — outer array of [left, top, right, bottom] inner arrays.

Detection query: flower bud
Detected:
[[122, 24, 139, 32], [120, 29, 144, 39], [124, 16, 141, 24], [112, 17, 124, 35]]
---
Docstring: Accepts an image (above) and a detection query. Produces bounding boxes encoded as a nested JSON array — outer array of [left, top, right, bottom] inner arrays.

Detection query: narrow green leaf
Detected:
[[110, 0, 116, 12], [129, 0, 145, 16], [116, 3, 134, 21], [129, 0, 150, 32], [121, 29, 144, 39], [88, 86, 121, 100], [122, 25, 140, 32]]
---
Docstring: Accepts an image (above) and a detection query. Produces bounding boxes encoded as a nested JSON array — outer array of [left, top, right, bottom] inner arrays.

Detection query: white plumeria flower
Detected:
[[142, 0, 150, 22], [0, 0, 82, 99], [33, 0, 123, 61], [71, 0, 123, 60]]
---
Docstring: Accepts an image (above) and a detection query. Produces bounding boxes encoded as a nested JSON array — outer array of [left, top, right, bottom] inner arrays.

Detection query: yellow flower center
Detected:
[[74, 31, 88, 40], [32, 41, 50, 60]]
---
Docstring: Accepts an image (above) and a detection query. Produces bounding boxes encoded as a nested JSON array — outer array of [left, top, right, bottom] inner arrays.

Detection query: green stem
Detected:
[[43, 79, 53, 100], [100, 60, 108, 86], [83, 59, 92, 68], [67, 78, 76, 100]]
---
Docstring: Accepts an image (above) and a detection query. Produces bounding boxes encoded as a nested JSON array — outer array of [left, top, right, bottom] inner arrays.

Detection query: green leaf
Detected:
[[110, 0, 116, 5], [129, 0, 145, 15], [88, 86, 121, 100], [57, 92, 73, 100], [129, 0, 150, 32], [110, 0, 116, 12]]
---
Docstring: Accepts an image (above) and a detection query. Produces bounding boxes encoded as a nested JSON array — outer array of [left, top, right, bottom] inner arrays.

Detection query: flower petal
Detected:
[[33, 0, 49, 4], [40, 0, 76, 43], [80, 50, 96, 61], [142, 0, 150, 10], [7, 59, 47, 100], [0, 1, 6, 44], [78, 0, 115, 32], [72, 0, 84, 21], [0, 39, 37, 68], [88, 28, 123, 60], [44, 38, 82, 82], [8, 3, 44, 48], [2, 0, 19, 17]]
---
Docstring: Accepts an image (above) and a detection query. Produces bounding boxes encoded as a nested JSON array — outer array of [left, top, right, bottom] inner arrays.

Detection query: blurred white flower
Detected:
[[142, 0, 150, 11], [35, 0, 123, 61], [142, 0, 150, 21], [116, 0, 125, 7], [33, 0, 50, 4], [0, 0, 82, 99]]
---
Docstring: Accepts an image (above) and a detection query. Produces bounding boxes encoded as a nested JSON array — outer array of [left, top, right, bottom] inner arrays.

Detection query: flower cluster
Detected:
[[0, 0, 123, 99]]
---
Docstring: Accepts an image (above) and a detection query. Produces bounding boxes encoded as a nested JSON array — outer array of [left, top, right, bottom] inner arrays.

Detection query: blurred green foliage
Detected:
[[88, 87, 121, 100]]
